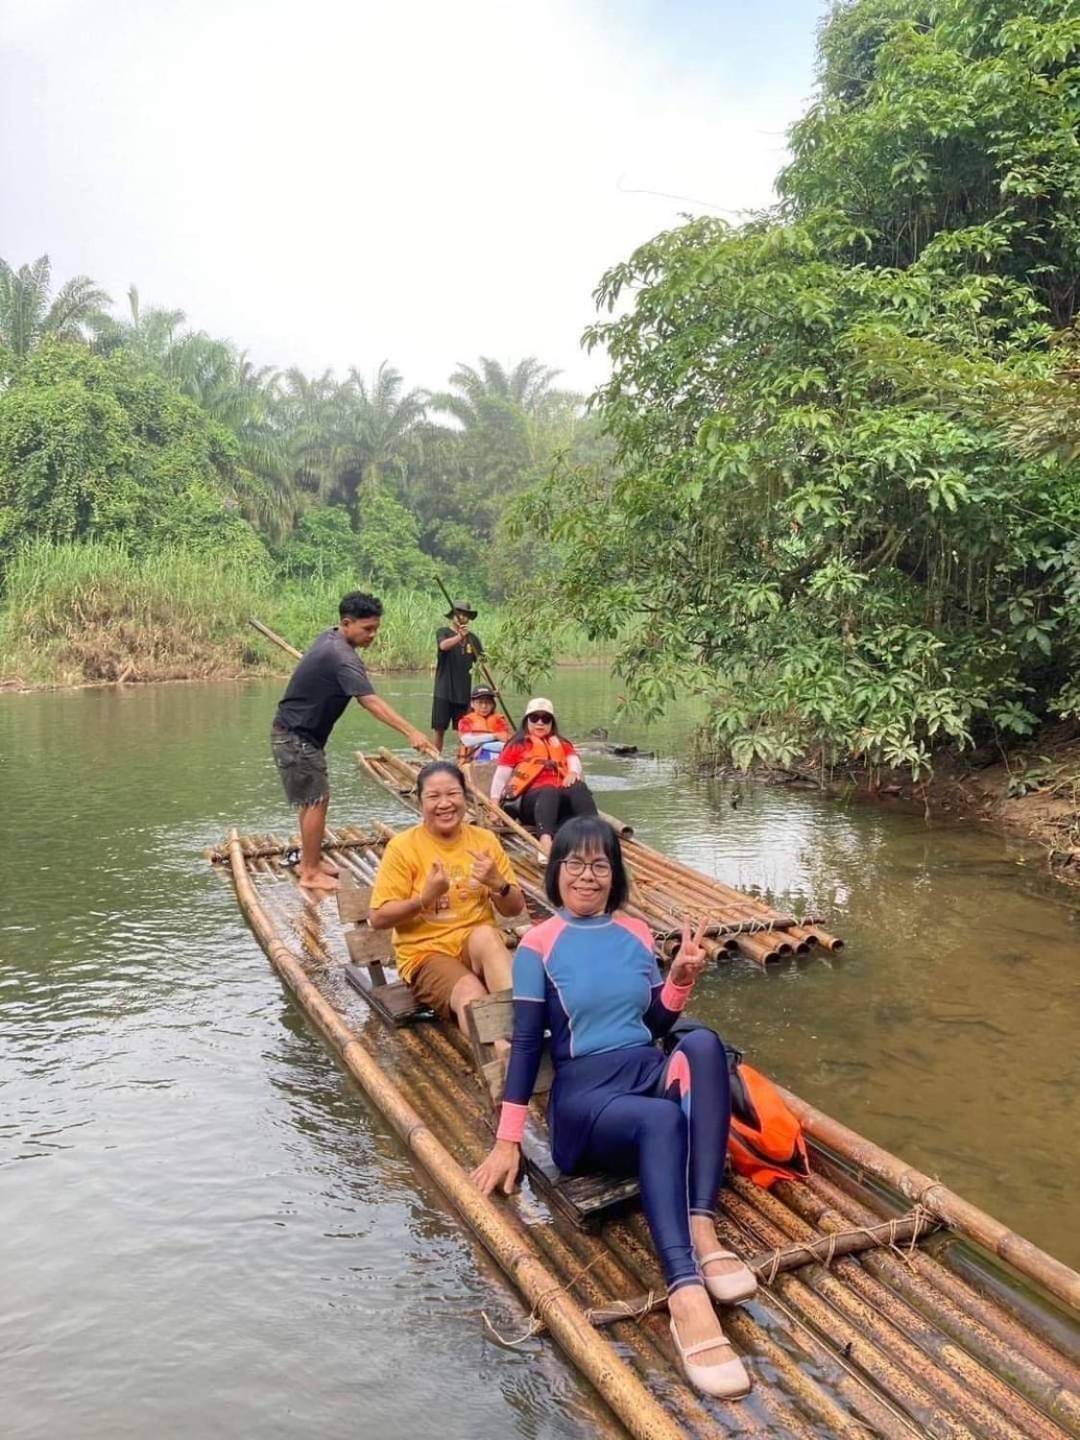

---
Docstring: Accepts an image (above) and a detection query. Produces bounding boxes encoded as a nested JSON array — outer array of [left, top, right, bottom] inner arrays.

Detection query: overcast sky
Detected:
[[3, 0, 824, 393]]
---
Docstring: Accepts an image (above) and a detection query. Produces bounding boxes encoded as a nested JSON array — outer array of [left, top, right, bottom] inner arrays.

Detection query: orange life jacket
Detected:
[[506, 735, 571, 799], [459, 710, 512, 739], [728, 1060, 810, 1189]]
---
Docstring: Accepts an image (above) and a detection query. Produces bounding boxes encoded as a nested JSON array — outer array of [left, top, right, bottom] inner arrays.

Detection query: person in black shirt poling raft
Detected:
[[271, 591, 438, 893], [432, 602, 483, 753]]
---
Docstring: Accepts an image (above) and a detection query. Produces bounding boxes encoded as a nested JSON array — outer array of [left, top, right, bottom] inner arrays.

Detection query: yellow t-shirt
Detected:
[[369, 823, 518, 983]]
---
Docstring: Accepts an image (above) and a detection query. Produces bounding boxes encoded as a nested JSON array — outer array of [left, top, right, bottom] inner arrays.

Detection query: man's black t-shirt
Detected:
[[434, 627, 483, 707], [273, 628, 375, 748]]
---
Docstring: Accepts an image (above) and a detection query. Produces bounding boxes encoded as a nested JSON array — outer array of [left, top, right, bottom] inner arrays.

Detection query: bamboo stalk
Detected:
[[601, 1215, 905, 1440], [804, 1170, 1080, 1386], [227, 833, 689, 1440], [780, 1091, 1080, 1313], [718, 1190, 984, 1439], [730, 1178, 1070, 1440], [782, 1178, 1080, 1435], [249, 615, 302, 659]]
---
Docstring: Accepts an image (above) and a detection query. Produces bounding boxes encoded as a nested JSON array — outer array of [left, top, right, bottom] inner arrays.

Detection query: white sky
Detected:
[[3, 0, 823, 393]]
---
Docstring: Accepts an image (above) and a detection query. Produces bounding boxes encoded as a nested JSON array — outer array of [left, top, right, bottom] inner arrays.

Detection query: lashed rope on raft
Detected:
[[482, 1208, 938, 1345]]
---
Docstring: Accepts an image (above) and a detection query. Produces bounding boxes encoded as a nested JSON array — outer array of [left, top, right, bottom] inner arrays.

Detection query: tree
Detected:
[[0, 341, 263, 564], [509, 0, 1080, 774], [0, 255, 111, 359]]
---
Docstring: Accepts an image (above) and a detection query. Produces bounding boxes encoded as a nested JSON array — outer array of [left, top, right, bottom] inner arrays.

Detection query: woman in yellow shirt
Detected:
[[369, 761, 525, 1032]]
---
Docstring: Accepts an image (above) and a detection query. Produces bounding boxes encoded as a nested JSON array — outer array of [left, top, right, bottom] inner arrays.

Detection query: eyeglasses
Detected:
[[561, 856, 612, 878], [526, 713, 554, 724]]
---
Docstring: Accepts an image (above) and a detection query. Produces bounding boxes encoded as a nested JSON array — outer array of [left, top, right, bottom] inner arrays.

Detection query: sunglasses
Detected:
[[526, 712, 554, 724]]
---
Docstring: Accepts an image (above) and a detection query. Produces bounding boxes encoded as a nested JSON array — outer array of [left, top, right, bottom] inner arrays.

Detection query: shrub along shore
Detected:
[[0, 541, 609, 689]]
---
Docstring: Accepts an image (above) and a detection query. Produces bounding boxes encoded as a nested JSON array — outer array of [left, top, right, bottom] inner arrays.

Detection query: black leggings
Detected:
[[518, 780, 598, 838]]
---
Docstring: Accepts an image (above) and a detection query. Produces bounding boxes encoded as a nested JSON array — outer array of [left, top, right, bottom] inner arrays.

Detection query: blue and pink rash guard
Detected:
[[496, 910, 693, 1171]]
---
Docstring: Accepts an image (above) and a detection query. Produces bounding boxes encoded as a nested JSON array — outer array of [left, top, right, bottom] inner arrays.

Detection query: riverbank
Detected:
[[0, 541, 610, 688]]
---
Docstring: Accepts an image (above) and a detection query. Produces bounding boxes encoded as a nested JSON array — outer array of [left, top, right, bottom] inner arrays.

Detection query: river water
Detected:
[[2, 669, 1078, 1439]]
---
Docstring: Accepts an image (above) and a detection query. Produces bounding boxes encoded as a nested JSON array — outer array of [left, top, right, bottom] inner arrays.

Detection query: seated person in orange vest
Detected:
[[489, 697, 599, 856], [456, 685, 513, 766], [368, 761, 525, 1032]]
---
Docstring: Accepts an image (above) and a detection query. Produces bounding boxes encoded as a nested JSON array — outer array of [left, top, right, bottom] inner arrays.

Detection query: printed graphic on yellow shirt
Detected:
[[369, 823, 517, 983]]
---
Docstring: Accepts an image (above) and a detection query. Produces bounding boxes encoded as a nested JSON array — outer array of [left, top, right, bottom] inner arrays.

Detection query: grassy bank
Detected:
[[0, 541, 611, 687]]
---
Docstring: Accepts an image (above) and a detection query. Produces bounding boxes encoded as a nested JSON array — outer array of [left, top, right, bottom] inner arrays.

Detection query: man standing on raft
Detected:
[[432, 602, 483, 752], [271, 591, 438, 892]]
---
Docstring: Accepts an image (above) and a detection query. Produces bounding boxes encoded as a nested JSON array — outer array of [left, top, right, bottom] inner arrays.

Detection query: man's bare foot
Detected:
[[668, 1284, 738, 1368], [319, 857, 340, 876], [299, 870, 339, 892]]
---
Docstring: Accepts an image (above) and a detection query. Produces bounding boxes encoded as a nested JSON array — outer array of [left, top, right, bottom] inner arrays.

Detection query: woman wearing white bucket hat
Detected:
[[490, 697, 598, 855]]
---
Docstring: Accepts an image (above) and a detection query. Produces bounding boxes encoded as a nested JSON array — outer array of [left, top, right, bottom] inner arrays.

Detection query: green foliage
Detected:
[[0, 342, 265, 566], [275, 506, 362, 579], [0, 255, 110, 357], [510, 0, 1080, 777]]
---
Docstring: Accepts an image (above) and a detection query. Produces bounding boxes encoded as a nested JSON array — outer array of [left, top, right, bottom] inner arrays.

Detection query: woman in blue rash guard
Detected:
[[470, 817, 757, 1400]]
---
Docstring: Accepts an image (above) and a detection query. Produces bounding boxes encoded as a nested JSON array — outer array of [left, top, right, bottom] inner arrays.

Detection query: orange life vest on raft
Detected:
[[664, 1023, 810, 1189], [505, 736, 571, 800], [728, 1060, 810, 1189]]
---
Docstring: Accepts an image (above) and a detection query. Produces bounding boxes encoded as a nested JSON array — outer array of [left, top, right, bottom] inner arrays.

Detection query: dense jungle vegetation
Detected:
[[0, 261, 605, 681], [506, 0, 1080, 779]]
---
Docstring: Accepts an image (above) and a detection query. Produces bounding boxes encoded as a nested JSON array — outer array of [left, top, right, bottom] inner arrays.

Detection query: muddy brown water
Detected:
[[2, 670, 1078, 1438]]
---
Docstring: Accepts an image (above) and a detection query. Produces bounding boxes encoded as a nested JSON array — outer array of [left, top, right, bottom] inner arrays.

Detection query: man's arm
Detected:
[[438, 632, 465, 652], [357, 693, 438, 756]]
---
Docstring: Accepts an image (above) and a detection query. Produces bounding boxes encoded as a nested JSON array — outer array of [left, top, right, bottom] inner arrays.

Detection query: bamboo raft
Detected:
[[357, 747, 844, 964], [211, 818, 1080, 1440]]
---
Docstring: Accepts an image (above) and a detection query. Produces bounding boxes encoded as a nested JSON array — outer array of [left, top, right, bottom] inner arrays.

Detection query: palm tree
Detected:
[[311, 361, 427, 515], [430, 356, 579, 492], [0, 254, 111, 357], [347, 361, 427, 494]]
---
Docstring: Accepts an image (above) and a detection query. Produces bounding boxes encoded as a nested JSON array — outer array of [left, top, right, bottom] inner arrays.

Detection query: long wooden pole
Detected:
[[433, 574, 517, 728], [227, 832, 687, 1440], [780, 1087, 1080, 1314], [249, 616, 302, 660]]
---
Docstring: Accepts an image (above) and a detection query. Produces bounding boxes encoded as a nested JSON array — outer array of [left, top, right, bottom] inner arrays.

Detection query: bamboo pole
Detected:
[[227, 833, 689, 1440], [782, 1178, 1080, 1434], [779, 1091, 1080, 1314], [249, 616, 302, 659], [804, 1170, 1080, 1386], [729, 1178, 1069, 1440], [601, 1215, 913, 1440], [715, 1193, 980, 1439]]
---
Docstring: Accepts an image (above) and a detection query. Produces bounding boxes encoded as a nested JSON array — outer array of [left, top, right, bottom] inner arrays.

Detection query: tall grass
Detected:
[[0, 541, 612, 687]]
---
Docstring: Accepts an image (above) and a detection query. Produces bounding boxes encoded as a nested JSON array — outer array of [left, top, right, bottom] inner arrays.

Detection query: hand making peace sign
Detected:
[[668, 915, 709, 988]]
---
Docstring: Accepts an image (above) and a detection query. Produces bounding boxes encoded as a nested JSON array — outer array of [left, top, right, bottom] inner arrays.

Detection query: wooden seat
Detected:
[[336, 877, 432, 1026], [466, 988, 640, 1229]]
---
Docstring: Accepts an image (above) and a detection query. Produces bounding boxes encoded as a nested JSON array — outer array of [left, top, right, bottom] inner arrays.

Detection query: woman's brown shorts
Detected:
[[409, 952, 475, 1020]]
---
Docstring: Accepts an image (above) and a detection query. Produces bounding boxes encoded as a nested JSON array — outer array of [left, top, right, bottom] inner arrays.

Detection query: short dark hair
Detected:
[[339, 591, 383, 622], [416, 760, 467, 798], [545, 817, 628, 913]]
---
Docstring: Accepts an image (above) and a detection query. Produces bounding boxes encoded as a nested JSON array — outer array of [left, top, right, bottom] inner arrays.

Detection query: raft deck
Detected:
[[212, 824, 1080, 1440]]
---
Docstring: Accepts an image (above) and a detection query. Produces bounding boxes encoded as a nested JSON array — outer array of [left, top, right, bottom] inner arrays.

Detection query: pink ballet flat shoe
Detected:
[[669, 1317, 751, 1399], [697, 1249, 759, 1305]]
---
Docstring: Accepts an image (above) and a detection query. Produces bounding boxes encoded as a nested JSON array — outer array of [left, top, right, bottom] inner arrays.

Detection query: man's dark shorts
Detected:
[[431, 697, 470, 731], [271, 725, 329, 808]]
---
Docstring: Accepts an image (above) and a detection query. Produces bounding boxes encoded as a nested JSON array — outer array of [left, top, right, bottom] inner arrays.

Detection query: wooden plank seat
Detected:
[[336, 877, 432, 1026], [466, 988, 640, 1230]]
